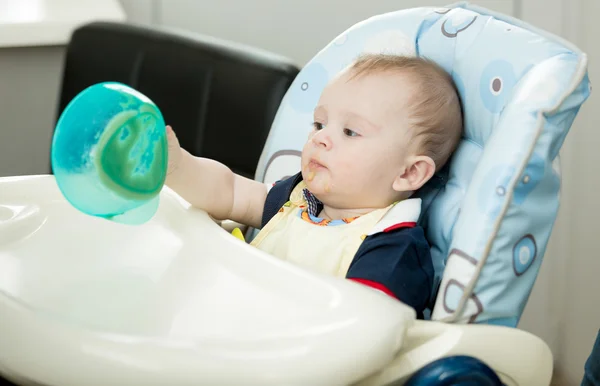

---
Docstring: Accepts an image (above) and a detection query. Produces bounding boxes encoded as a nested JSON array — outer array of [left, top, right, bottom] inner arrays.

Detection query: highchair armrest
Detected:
[[195, 210, 249, 238], [355, 320, 552, 386]]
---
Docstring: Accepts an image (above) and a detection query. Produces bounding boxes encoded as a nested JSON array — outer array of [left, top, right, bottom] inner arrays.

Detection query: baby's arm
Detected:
[[164, 126, 267, 228]]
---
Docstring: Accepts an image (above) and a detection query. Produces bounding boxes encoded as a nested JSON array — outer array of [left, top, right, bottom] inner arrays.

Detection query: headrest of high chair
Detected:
[[253, 1, 591, 326]]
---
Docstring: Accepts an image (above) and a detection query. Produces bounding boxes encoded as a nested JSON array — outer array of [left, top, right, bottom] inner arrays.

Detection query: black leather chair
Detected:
[[54, 22, 300, 178]]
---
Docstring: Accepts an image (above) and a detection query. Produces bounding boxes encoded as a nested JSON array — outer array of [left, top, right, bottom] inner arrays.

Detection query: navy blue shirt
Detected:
[[260, 173, 434, 319]]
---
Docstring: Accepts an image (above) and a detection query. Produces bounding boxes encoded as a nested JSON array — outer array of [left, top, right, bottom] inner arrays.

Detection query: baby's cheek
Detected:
[[335, 155, 358, 174], [339, 163, 371, 193], [357, 159, 389, 187]]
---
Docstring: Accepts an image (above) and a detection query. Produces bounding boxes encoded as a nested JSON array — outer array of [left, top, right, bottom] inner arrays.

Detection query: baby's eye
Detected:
[[313, 122, 324, 131], [343, 128, 359, 137]]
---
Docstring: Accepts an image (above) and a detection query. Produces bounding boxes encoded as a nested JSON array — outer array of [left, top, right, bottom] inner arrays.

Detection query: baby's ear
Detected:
[[392, 156, 436, 193]]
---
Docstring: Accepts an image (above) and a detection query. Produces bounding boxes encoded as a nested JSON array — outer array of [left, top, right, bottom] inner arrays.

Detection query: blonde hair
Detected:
[[349, 53, 463, 171]]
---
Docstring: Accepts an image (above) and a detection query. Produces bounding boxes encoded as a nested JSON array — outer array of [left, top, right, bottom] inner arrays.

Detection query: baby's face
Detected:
[[301, 69, 416, 209]]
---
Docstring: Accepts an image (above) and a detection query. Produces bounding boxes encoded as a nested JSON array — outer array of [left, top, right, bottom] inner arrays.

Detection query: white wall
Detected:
[[563, 1, 600, 380], [120, 0, 515, 65]]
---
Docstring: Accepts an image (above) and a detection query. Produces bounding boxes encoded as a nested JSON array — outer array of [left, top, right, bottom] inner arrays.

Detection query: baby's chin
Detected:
[[302, 169, 333, 195]]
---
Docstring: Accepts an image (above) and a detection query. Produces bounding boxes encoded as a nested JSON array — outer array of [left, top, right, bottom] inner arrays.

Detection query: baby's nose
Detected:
[[311, 129, 332, 149]]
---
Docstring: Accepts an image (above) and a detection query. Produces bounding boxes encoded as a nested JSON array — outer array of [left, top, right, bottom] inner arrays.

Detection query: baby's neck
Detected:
[[317, 205, 378, 220]]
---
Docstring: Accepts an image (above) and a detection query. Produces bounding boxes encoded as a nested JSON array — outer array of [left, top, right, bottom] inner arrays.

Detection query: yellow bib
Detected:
[[250, 181, 422, 278]]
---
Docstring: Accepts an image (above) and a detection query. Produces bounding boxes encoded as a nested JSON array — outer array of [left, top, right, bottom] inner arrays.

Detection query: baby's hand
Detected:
[[165, 125, 184, 175]]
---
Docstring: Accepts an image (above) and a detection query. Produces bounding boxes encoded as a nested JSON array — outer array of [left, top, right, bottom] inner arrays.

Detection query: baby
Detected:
[[165, 53, 463, 318]]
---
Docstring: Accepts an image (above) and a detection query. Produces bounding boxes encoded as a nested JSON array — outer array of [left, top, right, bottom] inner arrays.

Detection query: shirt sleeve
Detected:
[[260, 172, 303, 228], [345, 226, 434, 319]]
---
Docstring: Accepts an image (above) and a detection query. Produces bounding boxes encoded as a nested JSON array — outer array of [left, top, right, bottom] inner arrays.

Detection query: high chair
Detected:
[[0, 2, 591, 385]]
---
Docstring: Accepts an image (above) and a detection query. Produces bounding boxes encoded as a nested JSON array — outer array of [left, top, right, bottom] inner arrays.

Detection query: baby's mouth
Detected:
[[308, 159, 326, 170]]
